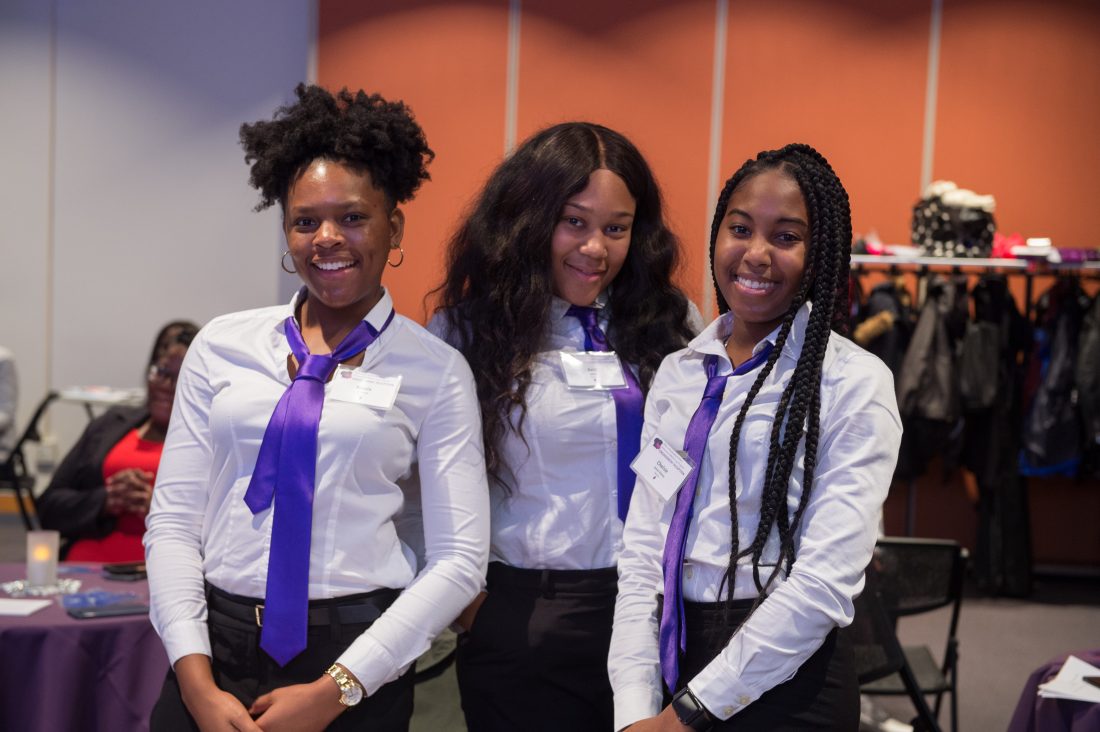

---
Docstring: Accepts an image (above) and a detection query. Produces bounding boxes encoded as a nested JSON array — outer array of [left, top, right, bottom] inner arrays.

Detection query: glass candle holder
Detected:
[[26, 530, 60, 587]]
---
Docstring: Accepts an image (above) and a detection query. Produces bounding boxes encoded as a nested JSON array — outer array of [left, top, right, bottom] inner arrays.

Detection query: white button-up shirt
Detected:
[[429, 296, 631, 569], [609, 304, 902, 728], [145, 290, 489, 695]]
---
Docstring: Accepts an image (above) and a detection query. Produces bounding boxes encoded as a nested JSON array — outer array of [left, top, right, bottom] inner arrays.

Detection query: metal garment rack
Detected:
[[849, 254, 1100, 535], [850, 254, 1100, 321]]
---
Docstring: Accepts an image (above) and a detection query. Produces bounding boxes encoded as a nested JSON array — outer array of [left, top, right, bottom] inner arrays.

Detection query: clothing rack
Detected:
[[850, 254, 1100, 538], [850, 254, 1100, 321], [850, 254, 1100, 271]]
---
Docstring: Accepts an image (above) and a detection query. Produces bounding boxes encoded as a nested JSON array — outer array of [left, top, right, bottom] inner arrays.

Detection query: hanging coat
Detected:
[[894, 274, 968, 479], [1075, 293, 1100, 477], [1020, 279, 1089, 476], [896, 275, 968, 422], [853, 279, 914, 380], [961, 274, 1033, 597]]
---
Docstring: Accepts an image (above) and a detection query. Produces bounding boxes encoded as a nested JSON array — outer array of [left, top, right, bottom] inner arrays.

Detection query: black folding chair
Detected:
[[0, 392, 59, 531], [855, 537, 966, 732]]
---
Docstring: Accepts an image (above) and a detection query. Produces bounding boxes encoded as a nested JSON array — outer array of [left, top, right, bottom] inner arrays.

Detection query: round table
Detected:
[[0, 562, 169, 731], [1008, 649, 1100, 732]]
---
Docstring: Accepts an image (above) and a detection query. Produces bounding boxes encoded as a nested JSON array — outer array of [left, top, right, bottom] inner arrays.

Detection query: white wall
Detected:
[[0, 0, 53, 461], [0, 0, 311, 473]]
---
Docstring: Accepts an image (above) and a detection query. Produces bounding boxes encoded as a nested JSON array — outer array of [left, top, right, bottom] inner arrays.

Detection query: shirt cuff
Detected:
[[690, 661, 758, 721], [160, 619, 212, 667], [613, 683, 664, 731], [337, 634, 409, 697]]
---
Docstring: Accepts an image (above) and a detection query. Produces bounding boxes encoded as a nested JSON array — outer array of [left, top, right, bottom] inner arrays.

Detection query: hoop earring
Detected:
[[387, 247, 405, 268], [280, 250, 297, 274]]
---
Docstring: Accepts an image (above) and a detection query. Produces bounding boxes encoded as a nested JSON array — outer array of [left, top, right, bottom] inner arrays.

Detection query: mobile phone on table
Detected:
[[66, 603, 150, 619], [102, 561, 147, 581]]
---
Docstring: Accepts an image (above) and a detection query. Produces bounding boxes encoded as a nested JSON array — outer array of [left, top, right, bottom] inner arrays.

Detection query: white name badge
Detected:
[[559, 351, 628, 390], [629, 434, 695, 502], [328, 368, 402, 411]]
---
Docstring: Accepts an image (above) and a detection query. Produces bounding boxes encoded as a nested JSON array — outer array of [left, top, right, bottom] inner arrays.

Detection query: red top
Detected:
[[66, 428, 162, 562]]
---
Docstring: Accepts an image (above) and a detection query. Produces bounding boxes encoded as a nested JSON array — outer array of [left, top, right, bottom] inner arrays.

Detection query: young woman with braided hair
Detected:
[[610, 143, 902, 731]]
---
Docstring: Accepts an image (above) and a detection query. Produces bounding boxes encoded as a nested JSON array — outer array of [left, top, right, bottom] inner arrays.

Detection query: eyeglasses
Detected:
[[147, 364, 180, 384]]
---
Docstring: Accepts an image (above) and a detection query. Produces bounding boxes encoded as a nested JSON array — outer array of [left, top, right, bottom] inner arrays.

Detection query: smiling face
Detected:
[[713, 167, 809, 345], [549, 168, 636, 307], [284, 159, 404, 327]]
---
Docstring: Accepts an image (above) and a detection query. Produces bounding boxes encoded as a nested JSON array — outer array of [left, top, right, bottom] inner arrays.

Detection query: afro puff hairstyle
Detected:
[[239, 83, 434, 211]]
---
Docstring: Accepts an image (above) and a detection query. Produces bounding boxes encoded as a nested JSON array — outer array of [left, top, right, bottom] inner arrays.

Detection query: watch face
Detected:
[[672, 688, 708, 730], [342, 683, 363, 706]]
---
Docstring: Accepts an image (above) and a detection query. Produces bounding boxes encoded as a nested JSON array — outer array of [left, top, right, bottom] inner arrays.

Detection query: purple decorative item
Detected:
[[566, 305, 644, 521], [243, 305, 393, 666], [659, 345, 773, 691]]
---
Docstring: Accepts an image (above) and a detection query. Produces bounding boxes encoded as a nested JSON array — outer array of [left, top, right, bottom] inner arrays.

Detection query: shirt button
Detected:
[[723, 706, 735, 716], [739, 696, 751, 705], [684, 565, 694, 579]]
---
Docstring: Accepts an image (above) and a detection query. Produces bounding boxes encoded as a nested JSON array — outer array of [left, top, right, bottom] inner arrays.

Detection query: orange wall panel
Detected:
[[935, 0, 1100, 249], [721, 0, 931, 247], [319, 0, 510, 321], [518, 0, 717, 304], [317, 0, 1100, 324]]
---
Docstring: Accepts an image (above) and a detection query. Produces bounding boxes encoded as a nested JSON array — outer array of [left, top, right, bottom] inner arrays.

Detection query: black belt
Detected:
[[656, 595, 756, 621], [206, 583, 401, 629], [487, 561, 618, 598]]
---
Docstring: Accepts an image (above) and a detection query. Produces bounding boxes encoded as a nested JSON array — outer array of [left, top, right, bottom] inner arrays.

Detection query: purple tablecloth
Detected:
[[1008, 648, 1100, 732], [0, 562, 169, 731]]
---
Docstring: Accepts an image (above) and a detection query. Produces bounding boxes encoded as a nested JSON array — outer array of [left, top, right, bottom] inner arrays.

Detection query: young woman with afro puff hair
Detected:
[[609, 144, 902, 731], [428, 122, 702, 731], [144, 84, 488, 732]]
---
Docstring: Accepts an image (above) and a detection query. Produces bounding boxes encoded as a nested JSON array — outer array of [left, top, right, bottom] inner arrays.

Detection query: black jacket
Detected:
[[37, 405, 148, 544], [1021, 280, 1088, 474], [1077, 294, 1100, 455]]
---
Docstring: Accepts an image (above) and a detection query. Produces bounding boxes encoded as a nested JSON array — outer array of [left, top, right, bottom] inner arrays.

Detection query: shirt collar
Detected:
[[550, 291, 609, 321], [277, 287, 396, 337], [687, 301, 813, 366]]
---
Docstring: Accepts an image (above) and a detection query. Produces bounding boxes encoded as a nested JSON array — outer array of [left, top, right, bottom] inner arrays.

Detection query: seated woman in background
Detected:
[[37, 321, 199, 561]]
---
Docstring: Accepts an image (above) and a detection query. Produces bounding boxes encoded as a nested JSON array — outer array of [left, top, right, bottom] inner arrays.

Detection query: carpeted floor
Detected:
[[2, 513, 1096, 731]]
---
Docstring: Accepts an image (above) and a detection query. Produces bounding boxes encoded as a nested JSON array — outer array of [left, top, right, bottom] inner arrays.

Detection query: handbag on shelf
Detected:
[[911, 180, 997, 258]]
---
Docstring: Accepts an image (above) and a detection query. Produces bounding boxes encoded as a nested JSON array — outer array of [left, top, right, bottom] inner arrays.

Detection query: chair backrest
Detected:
[[849, 567, 908, 685], [847, 564, 947, 732], [0, 391, 58, 530], [873, 537, 967, 618]]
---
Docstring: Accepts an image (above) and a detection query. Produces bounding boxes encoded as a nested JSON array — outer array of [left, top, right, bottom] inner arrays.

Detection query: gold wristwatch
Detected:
[[326, 664, 364, 707]]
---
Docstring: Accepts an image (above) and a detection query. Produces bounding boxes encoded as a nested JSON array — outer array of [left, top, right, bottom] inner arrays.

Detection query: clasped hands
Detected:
[[177, 656, 346, 732], [103, 468, 154, 516]]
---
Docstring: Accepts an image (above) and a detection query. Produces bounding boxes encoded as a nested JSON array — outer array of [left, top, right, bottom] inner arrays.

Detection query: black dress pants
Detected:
[[150, 586, 414, 732], [666, 598, 860, 731], [456, 562, 618, 732]]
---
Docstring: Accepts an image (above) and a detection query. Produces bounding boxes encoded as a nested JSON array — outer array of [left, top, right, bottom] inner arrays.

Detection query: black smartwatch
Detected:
[[670, 686, 714, 731]]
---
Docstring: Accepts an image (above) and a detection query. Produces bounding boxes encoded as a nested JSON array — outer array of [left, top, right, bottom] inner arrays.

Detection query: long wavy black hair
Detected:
[[434, 122, 694, 487], [709, 143, 852, 618]]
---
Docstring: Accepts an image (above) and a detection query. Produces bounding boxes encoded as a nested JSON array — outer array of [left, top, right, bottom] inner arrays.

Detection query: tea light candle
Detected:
[[26, 530, 59, 587]]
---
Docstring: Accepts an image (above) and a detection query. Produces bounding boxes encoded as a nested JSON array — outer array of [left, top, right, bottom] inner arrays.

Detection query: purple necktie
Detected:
[[658, 343, 773, 691], [243, 306, 394, 666], [566, 305, 644, 521]]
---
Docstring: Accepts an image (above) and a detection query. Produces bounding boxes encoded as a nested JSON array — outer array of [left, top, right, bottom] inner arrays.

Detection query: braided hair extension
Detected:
[[708, 144, 852, 629], [432, 122, 693, 488], [239, 83, 434, 212]]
